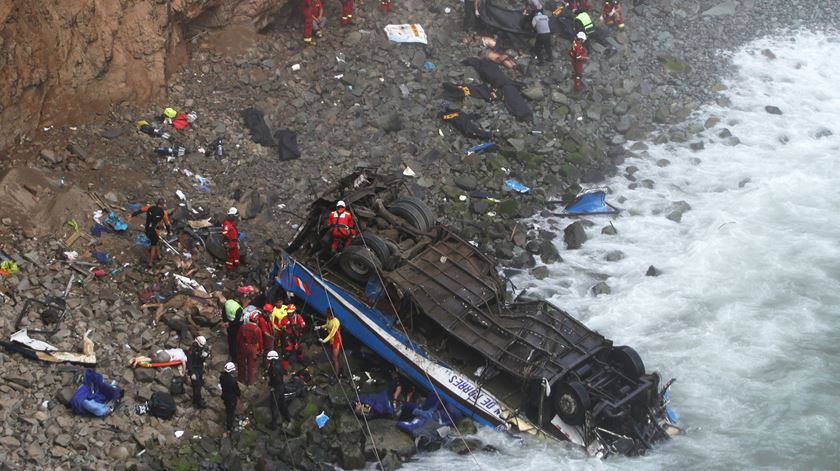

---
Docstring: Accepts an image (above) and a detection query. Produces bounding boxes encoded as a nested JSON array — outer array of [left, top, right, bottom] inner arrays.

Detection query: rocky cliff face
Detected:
[[0, 0, 283, 152]]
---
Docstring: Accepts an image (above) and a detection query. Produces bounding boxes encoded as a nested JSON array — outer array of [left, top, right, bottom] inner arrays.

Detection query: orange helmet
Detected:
[[287, 304, 297, 314]]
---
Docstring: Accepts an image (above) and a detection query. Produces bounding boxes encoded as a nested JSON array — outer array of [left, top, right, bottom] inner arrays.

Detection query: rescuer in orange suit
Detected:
[[569, 32, 589, 93], [327, 200, 357, 253]]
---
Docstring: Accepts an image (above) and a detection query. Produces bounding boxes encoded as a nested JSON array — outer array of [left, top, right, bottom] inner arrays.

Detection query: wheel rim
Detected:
[[349, 259, 370, 275], [559, 393, 578, 416]]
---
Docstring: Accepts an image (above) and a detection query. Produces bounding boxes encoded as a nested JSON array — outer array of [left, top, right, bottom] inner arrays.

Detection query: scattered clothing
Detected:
[[69, 369, 123, 417], [275, 129, 301, 161], [441, 83, 498, 102], [462, 58, 533, 122], [440, 109, 492, 140]]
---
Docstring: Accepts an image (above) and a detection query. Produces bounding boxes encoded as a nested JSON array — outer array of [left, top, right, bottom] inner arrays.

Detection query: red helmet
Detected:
[[287, 304, 297, 314], [250, 312, 260, 323], [263, 303, 274, 312]]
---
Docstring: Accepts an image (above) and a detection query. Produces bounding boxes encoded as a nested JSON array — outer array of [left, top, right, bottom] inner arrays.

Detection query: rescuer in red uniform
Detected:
[[327, 200, 357, 253], [340, 0, 354, 25], [602, 0, 625, 29], [236, 312, 263, 385], [279, 307, 306, 372], [222, 207, 240, 272], [302, 0, 324, 44], [569, 32, 589, 93]]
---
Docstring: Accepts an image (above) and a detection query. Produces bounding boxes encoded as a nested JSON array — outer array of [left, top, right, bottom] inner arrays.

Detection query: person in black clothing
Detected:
[[187, 336, 210, 409], [220, 362, 241, 436], [130, 198, 171, 267], [266, 350, 291, 429]]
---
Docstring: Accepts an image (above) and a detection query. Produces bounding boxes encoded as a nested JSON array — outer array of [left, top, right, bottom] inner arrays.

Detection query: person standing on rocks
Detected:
[[565, 0, 591, 11], [279, 304, 306, 372], [522, 0, 543, 28], [266, 350, 291, 429], [531, 9, 552, 65], [569, 32, 589, 93], [221, 207, 240, 273], [301, 0, 325, 45], [236, 312, 264, 385], [327, 200, 357, 254], [601, 0, 625, 29], [219, 291, 245, 361], [380, 0, 392, 13], [187, 335, 210, 409], [259, 304, 276, 366], [130, 198, 171, 267], [317, 309, 343, 380], [220, 362, 241, 437], [340, 0, 354, 25]]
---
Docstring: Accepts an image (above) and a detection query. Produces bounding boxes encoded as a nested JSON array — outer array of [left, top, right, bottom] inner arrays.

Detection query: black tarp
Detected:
[[275, 129, 301, 161], [477, 0, 577, 41], [240, 107, 276, 147], [462, 58, 533, 122]]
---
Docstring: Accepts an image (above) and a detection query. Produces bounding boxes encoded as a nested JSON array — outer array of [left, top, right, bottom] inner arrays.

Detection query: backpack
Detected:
[[147, 392, 177, 419], [169, 377, 186, 396]]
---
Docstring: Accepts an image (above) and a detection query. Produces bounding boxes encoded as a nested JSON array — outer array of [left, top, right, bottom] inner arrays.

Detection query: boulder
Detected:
[[765, 105, 783, 115], [605, 250, 624, 262], [666, 201, 692, 223], [646, 265, 662, 277], [134, 367, 156, 383], [530, 266, 550, 280], [591, 281, 611, 296], [601, 224, 617, 235], [539, 240, 562, 264], [364, 419, 415, 459], [563, 221, 587, 249]]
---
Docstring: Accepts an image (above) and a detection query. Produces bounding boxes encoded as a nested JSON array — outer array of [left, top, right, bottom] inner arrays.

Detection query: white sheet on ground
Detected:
[[384, 24, 428, 44]]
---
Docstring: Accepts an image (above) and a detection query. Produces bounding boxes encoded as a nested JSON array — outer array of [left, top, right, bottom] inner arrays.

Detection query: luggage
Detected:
[[147, 392, 177, 419]]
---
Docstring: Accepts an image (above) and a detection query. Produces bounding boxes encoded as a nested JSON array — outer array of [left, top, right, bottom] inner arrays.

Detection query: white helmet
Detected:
[[336, 200, 346, 208], [228, 207, 238, 216], [224, 362, 236, 373], [195, 336, 207, 347], [576, 32, 587, 41], [267, 351, 279, 360]]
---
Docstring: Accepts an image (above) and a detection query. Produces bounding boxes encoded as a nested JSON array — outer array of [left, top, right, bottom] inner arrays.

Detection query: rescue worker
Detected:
[[219, 292, 244, 361], [186, 336, 210, 409], [381, 0, 392, 12], [602, 0, 625, 29], [565, 0, 591, 11], [236, 312, 264, 385], [222, 207, 240, 273], [569, 32, 589, 93], [531, 9, 552, 65], [220, 362, 241, 437], [130, 198, 171, 267], [259, 304, 276, 365], [279, 304, 306, 372], [340, 0, 354, 25], [302, 0, 325, 45], [522, 0, 542, 28], [574, 8, 595, 39], [317, 309, 343, 379], [271, 303, 289, 342], [327, 200, 357, 253], [266, 350, 292, 429]]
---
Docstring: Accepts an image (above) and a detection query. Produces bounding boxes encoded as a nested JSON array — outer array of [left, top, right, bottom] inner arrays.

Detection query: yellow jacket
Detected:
[[320, 317, 341, 344], [271, 306, 288, 331]]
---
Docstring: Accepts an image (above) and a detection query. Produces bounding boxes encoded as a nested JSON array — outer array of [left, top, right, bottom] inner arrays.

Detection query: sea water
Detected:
[[402, 32, 840, 470]]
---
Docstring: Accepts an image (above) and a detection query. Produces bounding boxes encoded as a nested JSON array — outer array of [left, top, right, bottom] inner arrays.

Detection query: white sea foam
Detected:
[[401, 32, 840, 471]]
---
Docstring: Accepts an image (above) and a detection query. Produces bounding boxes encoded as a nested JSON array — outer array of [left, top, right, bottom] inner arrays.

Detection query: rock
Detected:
[[704, 117, 720, 128], [522, 85, 545, 101], [646, 265, 661, 276], [591, 281, 611, 296], [563, 221, 587, 250], [92, 159, 106, 170], [495, 241, 514, 260], [239, 190, 264, 219], [379, 113, 404, 133], [109, 446, 131, 460], [689, 141, 704, 151], [765, 105, 783, 115], [339, 442, 366, 470], [454, 175, 477, 191], [615, 115, 634, 134], [510, 250, 536, 269], [601, 224, 617, 235], [530, 266, 550, 280], [103, 191, 119, 203], [66, 142, 87, 160], [377, 450, 402, 471], [365, 419, 415, 459], [701, 1, 737, 16], [134, 367, 156, 383], [54, 434, 72, 447], [447, 437, 482, 455], [666, 201, 692, 222], [738, 177, 751, 188], [0, 436, 20, 448], [815, 127, 832, 139], [539, 240, 562, 264], [55, 386, 76, 406], [761, 49, 777, 60], [40, 148, 61, 164], [605, 250, 624, 262]]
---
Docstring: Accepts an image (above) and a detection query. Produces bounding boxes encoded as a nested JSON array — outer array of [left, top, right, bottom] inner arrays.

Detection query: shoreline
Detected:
[[1, 1, 839, 469]]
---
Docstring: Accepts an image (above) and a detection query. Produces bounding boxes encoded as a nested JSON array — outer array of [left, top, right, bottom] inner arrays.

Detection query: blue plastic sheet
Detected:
[[104, 211, 128, 232], [504, 178, 532, 194], [134, 233, 151, 248], [464, 142, 496, 155]]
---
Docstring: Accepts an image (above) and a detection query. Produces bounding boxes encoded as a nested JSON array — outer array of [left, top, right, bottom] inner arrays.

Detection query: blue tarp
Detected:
[[104, 211, 128, 232], [564, 190, 618, 215], [69, 369, 122, 417]]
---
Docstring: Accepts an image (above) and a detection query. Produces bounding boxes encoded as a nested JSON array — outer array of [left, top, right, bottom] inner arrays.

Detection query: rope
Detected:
[[346, 200, 482, 469], [313, 256, 386, 470]]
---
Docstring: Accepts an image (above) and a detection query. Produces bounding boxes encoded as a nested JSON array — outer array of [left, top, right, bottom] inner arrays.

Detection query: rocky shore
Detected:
[[1, 0, 838, 469]]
